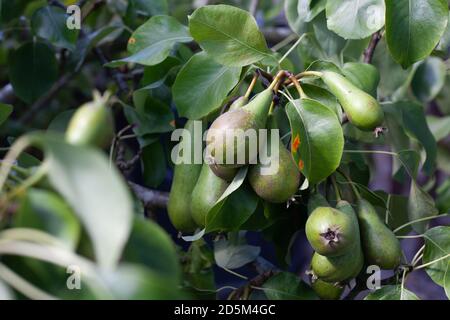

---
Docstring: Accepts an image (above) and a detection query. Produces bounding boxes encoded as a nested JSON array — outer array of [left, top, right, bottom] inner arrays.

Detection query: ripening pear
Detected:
[[206, 87, 273, 168], [357, 198, 402, 269], [167, 120, 203, 233], [248, 134, 300, 203], [311, 279, 344, 300], [321, 71, 384, 131], [190, 163, 230, 227], [306, 205, 358, 257], [65, 91, 114, 148]]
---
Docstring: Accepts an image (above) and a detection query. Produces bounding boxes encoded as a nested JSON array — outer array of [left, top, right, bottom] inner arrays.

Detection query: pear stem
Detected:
[[297, 71, 323, 78], [269, 70, 288, 91], [244, 73, 259, 99], [289, 75, 307, 99], [331, 175, 342, 202], [336, 169, 361, 200], [268, 101, 275, 115]]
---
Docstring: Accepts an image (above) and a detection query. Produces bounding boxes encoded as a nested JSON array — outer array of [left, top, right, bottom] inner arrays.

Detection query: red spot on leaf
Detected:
[[298, 159, 304, 170], [292, 134, 301, 153]]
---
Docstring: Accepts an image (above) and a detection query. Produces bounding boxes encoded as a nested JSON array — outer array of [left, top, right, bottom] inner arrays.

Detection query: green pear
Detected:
[[190, 163, 230, 227], [305, 205, 358, 257], [206, 88, 273, 168], [167, 120, 203, 233], [311, 279, 344, 300], [357, 198, 402, 269], [321, 71, 384, 131]]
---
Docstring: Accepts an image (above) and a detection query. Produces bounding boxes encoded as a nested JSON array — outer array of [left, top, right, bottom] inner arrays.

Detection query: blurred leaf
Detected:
[[284, 0, 326, 34], [311, 13, 346, 64], [214, 231, 260, 269], [47, 110, 75, 133], [408, 181, 439, 233], [0, 103, 12, 127], [9, 42, 58, 103], [141, 141, 166, 188], [189, 5, 275, 67], [411, 57, 446, 102], [108, 15, 191, 67], [385, 0, 448, 68], [342, 62, 380, 97], [32, 134, 133, 269], [123, 218, 180, 279], [426, 116, 450, 142], [326, 0, 385, 39], [365, 285, 419, 300], [436, 179, 450, 213], [31, 5, 79, 50], [423, 226, 450, 292], [15, 189, 81, 249], [393, 149, 420, 182], [286, 98, 344, 184], [141, 56, 181, 86], [129, 0, 168, 16], [0, 280, 13, 300], [262, 272, 317, 300], [173, 52, 241, 119]]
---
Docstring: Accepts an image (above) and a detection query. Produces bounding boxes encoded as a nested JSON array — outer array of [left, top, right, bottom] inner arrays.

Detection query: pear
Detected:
[[306, 205, 358, 257], [167, 120, 203, 233], [190, 163, 230, 227], [357, 198, 402, 269], [206, 87, 273, 168], [229, 96, 249, 111], [311, 279, 344, 300], [321, 71, 384, 131], [248, 135, 300, 203], [311, 242, 364, 283]]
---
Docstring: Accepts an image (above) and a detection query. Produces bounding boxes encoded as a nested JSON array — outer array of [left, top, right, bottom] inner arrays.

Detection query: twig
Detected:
[[363, 31, 382, 63], [127, 181, 169, 209], [94, 47, 129, 95]]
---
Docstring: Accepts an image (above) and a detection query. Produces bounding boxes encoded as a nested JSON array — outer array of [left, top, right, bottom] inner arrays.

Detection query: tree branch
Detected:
[[128, 181, 169, 209], [363, 31, 382, 64]]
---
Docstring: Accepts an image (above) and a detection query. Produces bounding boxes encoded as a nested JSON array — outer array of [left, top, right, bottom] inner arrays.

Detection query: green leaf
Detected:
[[342, 62, 380, 97], [31, 5, 79, 50], [214, 231, 260, 269], [188, 5, 275, 67], [427, 115, 450, 142], [285, 0, 327, 34], [129, 0, 168, 16], [326, 0, 385, 39], [0, 280, 13, 300], [33, 134, 133, 269], [15, 189, 81, 249], [301, 84, 342, 120], [172, 52, 241, 119], [262, 272, 317, 300], [9, 42, 58, 103], [436, 179, 450, 213], [123, 218, 180, 279], [411, 57, 447, 102], [365, 285, 420, 300], [423, 226, 450, 291], [0, 103, 13, 127], [311, 13, 347, 64], [385, 0, 449, 68], [286, 98, 344, 184], [47, 110, 75, 133], [408, 181, 439, 233], [108, 15, 192, 67]]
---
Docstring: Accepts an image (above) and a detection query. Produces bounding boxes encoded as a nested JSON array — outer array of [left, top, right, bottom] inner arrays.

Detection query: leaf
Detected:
[[122, 218, 180, 279], [385, 0, 449, 68], [286, 98, 344, 184], [301, 84, 342, 120], [285, 0, 327, 34], [9, 42, 58, 103], [427, 115, 450, 142], [326, 0, 385, 39], [172, 52, 241, 119], [47, 110, 75, 133], [0, 103, 13, 127], [408, 181, 439, 233], [188, 4, 275, 67], [262, 272, 317, 300], [436, 179, 450, 213], [411, 57, 447, 102], [141, 141, 166, 188], [0, 280, 13, 300], [342, 62, 380, 97], [33, 134, 133, 269], [311, 13, 347, 64], [365, 285, 420, 300], [108, 15, 192, 67], [15, 189, 81, 249], [129, 0, 168, 16], [31, 5, 79, 50], [423, 226, 450, 289], [214, 231, 260, 269]]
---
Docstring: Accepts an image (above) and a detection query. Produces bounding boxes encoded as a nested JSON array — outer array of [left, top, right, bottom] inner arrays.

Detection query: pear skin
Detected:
[[311, 279, 344, 300], [357, 198, 402, 269], [321, 71, 384, 131]]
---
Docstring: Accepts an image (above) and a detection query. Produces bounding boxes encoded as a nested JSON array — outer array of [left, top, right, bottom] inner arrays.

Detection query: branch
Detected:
[[94, 47, 129, 95], [0, 84, 14, 104], [363, 31, 382, 64], [128, 181, 169, 209], [229, 270, 275, 300]]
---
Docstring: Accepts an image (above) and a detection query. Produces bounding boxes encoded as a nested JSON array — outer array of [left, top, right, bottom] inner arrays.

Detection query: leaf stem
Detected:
[[411, 245, 425, 266], [277, 33, 306, 66], [393, 214, 449, 234], [244, 73, 259, 99], [288, 75, 307, 99], [414, 253, 450, 270], [331, 175, 341, 201], [336, 168, 361, 200]]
